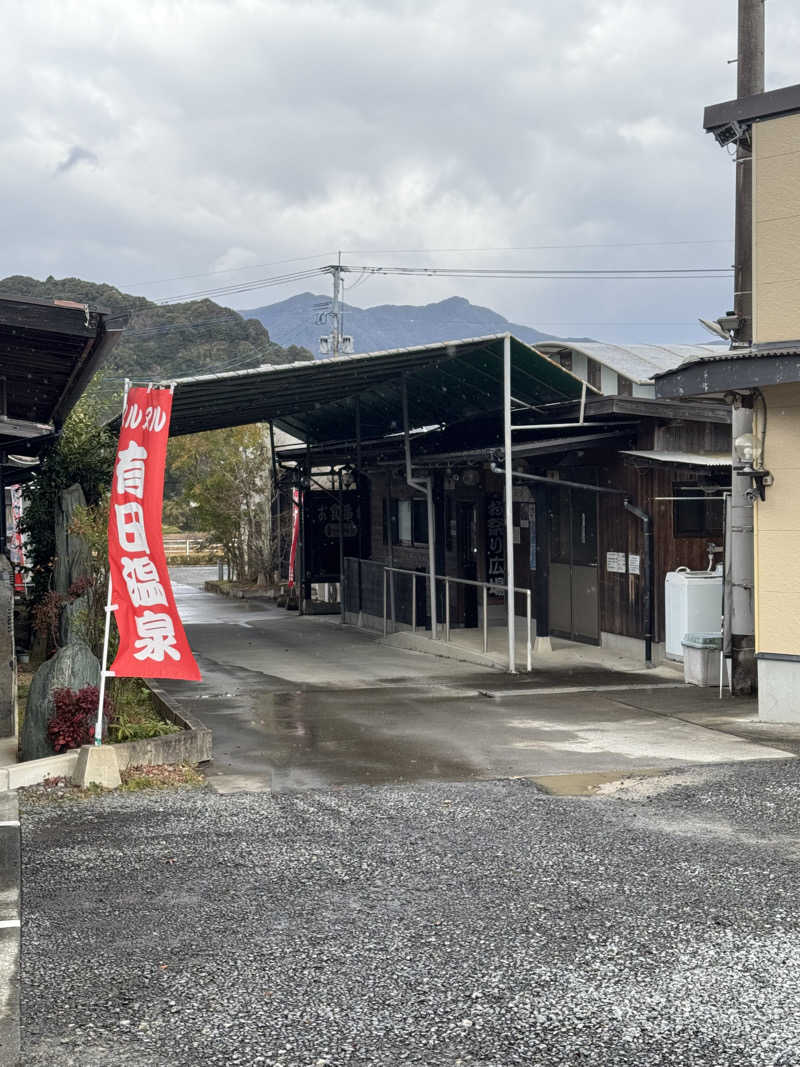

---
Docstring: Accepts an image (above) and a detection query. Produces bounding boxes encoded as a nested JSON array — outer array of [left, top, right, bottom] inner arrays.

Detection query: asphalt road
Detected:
[[20, 759, 800, 1066], [157, 575, 791, 792]]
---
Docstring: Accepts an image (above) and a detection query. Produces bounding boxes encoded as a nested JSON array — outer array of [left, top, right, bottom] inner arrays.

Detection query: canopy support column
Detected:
[[503, 333, 516, 672]]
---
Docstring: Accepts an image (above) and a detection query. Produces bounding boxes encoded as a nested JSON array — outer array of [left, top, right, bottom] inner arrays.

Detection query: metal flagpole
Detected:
[[94, 378, 130, 744]]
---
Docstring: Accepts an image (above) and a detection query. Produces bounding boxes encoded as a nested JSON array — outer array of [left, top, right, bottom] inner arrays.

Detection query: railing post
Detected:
[[412, 572, 417, 633], [383, 568, 388, 636], [526, 590, 532, 673], [445, 578, 450, 642], [482, 585, 488, 654]]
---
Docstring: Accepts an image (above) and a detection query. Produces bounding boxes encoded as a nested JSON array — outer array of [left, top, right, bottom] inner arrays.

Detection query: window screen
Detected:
[[673, 483, 724, 538]]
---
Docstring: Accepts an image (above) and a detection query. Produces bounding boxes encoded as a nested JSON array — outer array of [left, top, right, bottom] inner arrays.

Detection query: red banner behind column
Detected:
[[108, 387, 201, 681]]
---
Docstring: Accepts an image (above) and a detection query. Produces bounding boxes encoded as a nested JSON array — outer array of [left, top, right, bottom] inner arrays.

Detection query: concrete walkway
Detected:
[[160, 570, 797, 793]]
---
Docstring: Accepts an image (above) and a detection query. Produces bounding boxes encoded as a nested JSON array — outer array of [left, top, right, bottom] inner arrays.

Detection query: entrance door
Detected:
[[457, 501, 479, 628], [548, 486, 599, 643]]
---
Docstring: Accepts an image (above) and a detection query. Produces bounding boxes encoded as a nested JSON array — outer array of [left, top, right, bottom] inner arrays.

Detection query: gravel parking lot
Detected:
[[21, 759, 800, 1066]]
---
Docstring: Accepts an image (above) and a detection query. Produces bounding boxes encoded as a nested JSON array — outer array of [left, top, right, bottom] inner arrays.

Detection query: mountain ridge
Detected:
[[240, 292, 584, 356]]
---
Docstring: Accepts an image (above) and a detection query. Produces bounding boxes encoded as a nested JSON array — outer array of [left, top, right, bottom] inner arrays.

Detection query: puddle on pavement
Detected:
[[197, 686, 483, 789]]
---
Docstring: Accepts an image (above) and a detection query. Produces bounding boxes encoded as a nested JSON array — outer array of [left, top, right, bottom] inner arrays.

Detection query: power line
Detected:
[[113, 238, 733, 293], [119, 251, 337, 290], [337, 264, 733, 281], [341, 238, 734, 254]]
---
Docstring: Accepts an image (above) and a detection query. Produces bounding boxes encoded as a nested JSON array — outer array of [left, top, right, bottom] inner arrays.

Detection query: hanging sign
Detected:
[[486, 493, 506, 599], [107, 387, 201, 680]]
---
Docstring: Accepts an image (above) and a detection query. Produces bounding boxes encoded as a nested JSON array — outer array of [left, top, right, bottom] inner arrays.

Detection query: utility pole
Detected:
[[321, 253, 343, 359], [729, 0, 764, 695], [331, 252, 342, 359], [733, 0, 764, 346]]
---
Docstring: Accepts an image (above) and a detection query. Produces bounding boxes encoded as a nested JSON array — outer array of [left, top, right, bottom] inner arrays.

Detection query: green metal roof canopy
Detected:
[[167, 333, 590, 444]]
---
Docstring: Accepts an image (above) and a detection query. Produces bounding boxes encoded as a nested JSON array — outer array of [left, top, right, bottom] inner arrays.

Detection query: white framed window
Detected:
[[398, 499, 412, 545]]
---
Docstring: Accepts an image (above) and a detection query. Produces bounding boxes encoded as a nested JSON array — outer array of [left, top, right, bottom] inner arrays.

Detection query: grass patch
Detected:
[[107, 680, 181, 743], [120, 763, 204, 791]]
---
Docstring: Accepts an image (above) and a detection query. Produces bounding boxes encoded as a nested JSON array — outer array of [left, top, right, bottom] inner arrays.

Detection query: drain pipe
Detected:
[[402, 378, 437, 639], [623, 498, 653, 667]]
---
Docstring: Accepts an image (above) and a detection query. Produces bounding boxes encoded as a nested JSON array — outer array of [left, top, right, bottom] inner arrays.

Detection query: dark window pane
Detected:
[[412, 498, 428, 543], [673, 483, 724, 538], [617, 375, 633, 396], [571, 489, 598, 565], [587, 358, 602, 391], [550, 487, 571, 564], [559, 351, 573, 372]]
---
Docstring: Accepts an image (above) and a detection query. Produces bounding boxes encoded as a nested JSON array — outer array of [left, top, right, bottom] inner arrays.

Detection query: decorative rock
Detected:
[[20, 640, 101, 761], [59, 592, 90, 647], [53, 483, 89, 595], [71, 744, 121, 790]]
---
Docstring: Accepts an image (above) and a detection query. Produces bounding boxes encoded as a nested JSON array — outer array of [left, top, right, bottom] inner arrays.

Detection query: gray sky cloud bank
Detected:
[[1, 0, 798, 344]]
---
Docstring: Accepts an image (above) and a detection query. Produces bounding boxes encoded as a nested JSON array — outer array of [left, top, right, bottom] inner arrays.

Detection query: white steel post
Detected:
[[94, 377, 129, 744], [425, 478, 437, 640], [503, 333, 516, 672]]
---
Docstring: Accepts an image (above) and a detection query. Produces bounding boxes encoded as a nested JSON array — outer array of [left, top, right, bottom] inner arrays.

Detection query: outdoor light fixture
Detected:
[[5, 455, 39, 468], [734, 432, 773, 501]]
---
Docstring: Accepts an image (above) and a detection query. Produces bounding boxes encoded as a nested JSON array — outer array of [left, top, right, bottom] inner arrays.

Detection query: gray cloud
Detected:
[[55, 145, 99, 175], [0, 0, 797, 344]]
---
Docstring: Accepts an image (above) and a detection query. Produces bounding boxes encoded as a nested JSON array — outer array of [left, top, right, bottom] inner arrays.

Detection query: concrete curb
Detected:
[[1, 682, 211, 791], [0, 790, 20, 1066]]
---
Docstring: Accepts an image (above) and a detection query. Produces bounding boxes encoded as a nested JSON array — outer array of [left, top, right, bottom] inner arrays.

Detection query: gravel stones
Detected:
[[20, 760, 800, 1066]]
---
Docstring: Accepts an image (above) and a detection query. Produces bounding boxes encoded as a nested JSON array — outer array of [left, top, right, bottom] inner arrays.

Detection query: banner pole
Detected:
[[94, 378, 130, 745]]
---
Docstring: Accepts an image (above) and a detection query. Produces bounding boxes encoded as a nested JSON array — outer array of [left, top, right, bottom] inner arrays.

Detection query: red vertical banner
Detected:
[[108, 387, 201, 681], [288, 488, 301, 588]]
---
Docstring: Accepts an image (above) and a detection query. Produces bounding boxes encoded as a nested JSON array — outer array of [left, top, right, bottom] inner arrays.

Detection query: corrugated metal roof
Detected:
[[0, 294, 121, 446], [165, 334, 593, 443], [535, 341, 717, 384], [622, 449, 730, 467]]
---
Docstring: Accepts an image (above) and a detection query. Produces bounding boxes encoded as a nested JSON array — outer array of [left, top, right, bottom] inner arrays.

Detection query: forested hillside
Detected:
[[0, 275, 313, 387]]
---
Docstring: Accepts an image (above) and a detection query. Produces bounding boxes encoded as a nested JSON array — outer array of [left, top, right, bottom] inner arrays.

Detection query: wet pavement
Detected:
[[160, 570, 795, 792]]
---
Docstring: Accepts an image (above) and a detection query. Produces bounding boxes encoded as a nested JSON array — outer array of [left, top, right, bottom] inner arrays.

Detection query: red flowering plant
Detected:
[[47, 686, 112, 753]]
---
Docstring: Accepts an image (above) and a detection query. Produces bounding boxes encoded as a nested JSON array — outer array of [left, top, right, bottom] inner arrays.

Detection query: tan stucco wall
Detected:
[[753, 112, 800, 344], [754, 383, 800, 655]]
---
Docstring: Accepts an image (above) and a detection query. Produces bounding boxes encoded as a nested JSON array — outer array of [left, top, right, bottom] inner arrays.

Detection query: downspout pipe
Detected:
[[402, 378, 437, 639], [624, 498, 653, 667]]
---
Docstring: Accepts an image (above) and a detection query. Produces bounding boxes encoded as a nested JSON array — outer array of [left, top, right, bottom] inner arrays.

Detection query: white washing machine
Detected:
[[664, 568, 723, 660]]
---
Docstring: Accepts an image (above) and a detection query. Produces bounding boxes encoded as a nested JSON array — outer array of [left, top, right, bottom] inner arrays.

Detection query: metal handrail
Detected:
[[382, 564, 532, 672]]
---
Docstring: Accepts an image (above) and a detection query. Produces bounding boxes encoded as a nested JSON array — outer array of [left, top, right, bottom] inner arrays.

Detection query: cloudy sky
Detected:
[[2, 0, 798, 344]]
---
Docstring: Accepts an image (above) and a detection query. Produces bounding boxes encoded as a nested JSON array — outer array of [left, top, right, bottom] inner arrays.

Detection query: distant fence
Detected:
[[163, 535, 222, 559]]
